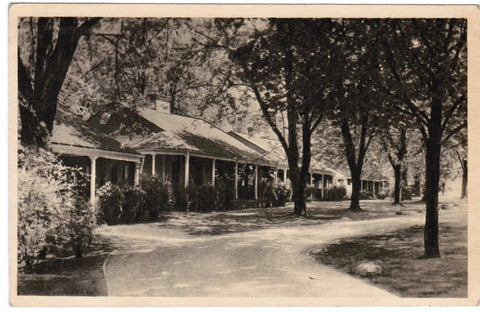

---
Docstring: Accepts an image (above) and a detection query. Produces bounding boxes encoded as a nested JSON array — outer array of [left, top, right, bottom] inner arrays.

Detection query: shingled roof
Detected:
[[51, 109, 139, 155], [86, 106, 272, 164], [135, 108, 269, 163]]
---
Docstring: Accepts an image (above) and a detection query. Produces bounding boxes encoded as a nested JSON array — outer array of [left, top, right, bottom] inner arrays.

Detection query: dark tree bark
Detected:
[[339, 112, 372, 211], [457, 151, 468, 199], [384, 124, 407, 205], [393, 165, 402, 205], [18, 17, 101, 147], [424, 140, 441, 258], [461, 159, 467, 199], [349, 169, 362, 211]]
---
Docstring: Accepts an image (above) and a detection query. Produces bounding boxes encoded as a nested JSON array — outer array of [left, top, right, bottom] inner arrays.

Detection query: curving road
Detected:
[[97, 210, 441, 298]]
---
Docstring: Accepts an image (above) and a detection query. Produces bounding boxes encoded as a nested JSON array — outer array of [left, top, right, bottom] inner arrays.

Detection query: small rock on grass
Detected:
[[355, 261, 383, 277]]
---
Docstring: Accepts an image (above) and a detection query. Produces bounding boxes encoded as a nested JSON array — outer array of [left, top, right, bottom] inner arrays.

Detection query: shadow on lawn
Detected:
[[160, 199, 421, 236], [311, 223, 467, 298], [17, 237, 114, 296]]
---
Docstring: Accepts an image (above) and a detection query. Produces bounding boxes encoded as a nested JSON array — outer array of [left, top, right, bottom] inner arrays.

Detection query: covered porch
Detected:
[[140, 149, 281, 205], [51, 143, 144, 207]]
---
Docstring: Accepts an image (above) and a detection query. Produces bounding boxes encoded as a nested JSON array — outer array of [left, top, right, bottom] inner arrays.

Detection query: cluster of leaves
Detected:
[[96, 176, 174, 225], [323, 186, 348, 202], [263, 182, 292, 207], [57, 18, 247, 128], [17, 145, 95, 268]]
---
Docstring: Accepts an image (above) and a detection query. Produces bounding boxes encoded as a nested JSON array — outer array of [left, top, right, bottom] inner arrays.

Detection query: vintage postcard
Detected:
[[8, 3, 480, 307]]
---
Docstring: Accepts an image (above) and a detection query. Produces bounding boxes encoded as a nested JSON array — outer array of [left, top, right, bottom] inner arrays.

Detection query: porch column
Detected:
[[235, 161, 238, 199], [283, 168, 287, 182], [274, 168, 278, 186], [89, 156, 98, 208], [184, 151, 190, 188], [211, 159, 216, 186], [254, 164, 259, 200], [162, 154, 166, 180], [320, 174, 324, 198], [151, 153, 156, 176], [310, 172, 313, 185], [134, 162, 141, 186]]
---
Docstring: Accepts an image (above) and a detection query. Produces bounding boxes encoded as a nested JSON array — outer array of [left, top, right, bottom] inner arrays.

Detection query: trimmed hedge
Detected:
[[96, 176, 174, 225], [324, 186, 347, 201]]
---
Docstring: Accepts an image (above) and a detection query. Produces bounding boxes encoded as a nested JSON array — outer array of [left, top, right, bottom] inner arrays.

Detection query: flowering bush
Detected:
[[17, 145, 95, 268]]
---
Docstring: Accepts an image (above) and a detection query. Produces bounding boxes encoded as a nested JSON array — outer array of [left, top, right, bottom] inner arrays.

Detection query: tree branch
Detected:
[[442, 121, 467, 144], [442, 93, 466, 130]]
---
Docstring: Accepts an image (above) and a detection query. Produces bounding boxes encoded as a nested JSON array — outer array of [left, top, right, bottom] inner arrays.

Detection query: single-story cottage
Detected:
[[50, 100, 391, 206]]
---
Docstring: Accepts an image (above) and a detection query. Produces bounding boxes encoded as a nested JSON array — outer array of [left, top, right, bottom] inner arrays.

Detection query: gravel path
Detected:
[[98, 209, 433, 297]]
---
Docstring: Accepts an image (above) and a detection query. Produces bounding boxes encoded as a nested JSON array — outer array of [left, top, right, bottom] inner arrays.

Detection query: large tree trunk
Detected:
[[18, 17, 100, 147], [423, 95, 442, 258], [292, 174, 307, 216], [424, 141, 441, 258], [350, 170, 362, 211], [461, 159, 467, 199], [393, 165, 402, 205]]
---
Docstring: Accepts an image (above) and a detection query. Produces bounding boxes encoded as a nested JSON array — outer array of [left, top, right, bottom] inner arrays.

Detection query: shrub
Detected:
[[214, 180, 233, 211], [122, 186, 146, 224], [305, 186, 316, 202], [185, 183, 234, 212], [377, 190, 390, 200], [17, 145, 96, 267], [263, 183, 277, 207], [324, 186, 347, 201], [401, 186, 413, 201], [314, 188, 323, 201], [186, 184, 217, 212], [97, 182, 124, 225], [359, 190, 374, 200], [140, 176, 174, 221], [274, 184, 291, 207], [174, 187, 188, 211]]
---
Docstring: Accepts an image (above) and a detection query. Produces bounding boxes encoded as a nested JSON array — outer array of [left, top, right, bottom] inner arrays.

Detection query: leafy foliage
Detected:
[[226, 18, 336, 215], [374, 19, 467, 257], [96, 176, 174, 225], [139, 175, 175, 220], [273, 183, 292, 207], [324, 186, 347, 202], [17, 145, 96, 268], [18, 17, 101, 146]]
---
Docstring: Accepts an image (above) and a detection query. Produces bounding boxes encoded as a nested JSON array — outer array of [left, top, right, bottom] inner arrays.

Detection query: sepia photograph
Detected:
[[8, 3, 480, 307]]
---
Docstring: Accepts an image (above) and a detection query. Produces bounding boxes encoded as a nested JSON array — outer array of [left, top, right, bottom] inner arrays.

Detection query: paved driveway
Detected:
[[98, 211, 430, 297]]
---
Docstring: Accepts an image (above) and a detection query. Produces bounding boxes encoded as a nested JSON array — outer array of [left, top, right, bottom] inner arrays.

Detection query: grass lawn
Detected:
[[311, 211, 467, 297], [17, 237, 113, 296], [161, 199, 423, 235]]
